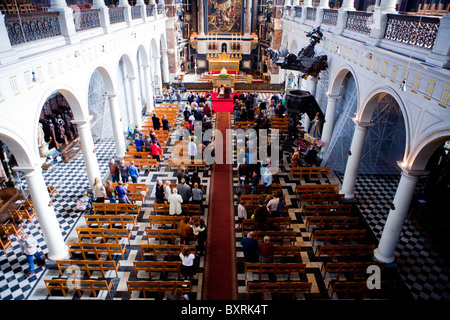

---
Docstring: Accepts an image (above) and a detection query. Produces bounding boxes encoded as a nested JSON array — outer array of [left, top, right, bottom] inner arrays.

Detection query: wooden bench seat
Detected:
[[126, 280, 192, 299], [134, 261, 182, 279], [302, 204, 353, 219], [146, 228, 179, 244], [44, 278, 115, 298], [123, 158, 160, 171], [241, 217, 292, 231], [298, 193, 345, 205], [327, 280, 397, 299], [246, 281, 312, 300], [322, 261, 385, 280], [272, 245, 303, 261], [290, 166, 330, 180], [243, 230, 297, 245], [245, 262, 306, 280], [168, 159, 207, 172], [148, 215, 185, 228], [93, 202, 141, 215], [295, 184, 339, 196], [139, 244, 197, 260], [84, 214, 137, 229], [56, 259, 121, 278], [152, 203, 202, 216], [311, 229, 366, 246], [243, 184, 283, 195], [234, 121, 255, 128], [67, 242, 127, 260], [76, 227, 132, 244], [305, 216, 359, 231], [314, 244, 375, 261]]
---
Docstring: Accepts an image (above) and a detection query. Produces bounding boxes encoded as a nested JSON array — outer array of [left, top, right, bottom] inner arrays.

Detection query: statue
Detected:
[[38, 122, 49, 158], [56, 115, 68, 145], [307, 112, 324, 139], [266, 27, 328, 79]]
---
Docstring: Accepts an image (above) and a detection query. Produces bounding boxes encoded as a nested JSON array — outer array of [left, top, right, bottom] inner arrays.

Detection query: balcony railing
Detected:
[[157, 4, 164, 15], [294, 6, 302, 18], [131, 6, 141, 20], [345, 11, 373, 34], [322, 9, 338, 26], [306, 7, 317, 21], [109, 7, 125, 24], [73, 9, 100, 32], [384, 14, 440, 49], [146, 4, 155, 17], [4, 12, 61, 46]]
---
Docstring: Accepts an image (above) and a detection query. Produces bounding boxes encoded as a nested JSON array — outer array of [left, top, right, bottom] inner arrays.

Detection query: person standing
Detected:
[[291, 147, 300, 168], [92, 177, 106, 203], [188, 137, 197, 161], [253, 199, 269, 231], [19, 233, 44, 277], [261, 166, 273, 194], [162, 115, 170, 131], [128, 161, 139, 183], [119, 159, 129, 183], [108, 158, 120, 183], [258, 235, 274, 263], [151, 142, 162, 162], [133, 133, 143, 152], [104, 180, 116, 203], [164, 180, 172, 202], [191, 183, 203, 205], [155, 178, 165, 204], [179, 246, 196, 280], [115, 181, 131, 204], [177, 178, 192, 205], [240, 231, 259, 262], [237, 200, 247, 232], [178, 216, 192, 245], [168, 188, 183, 215], [152, 113, 161, 130]]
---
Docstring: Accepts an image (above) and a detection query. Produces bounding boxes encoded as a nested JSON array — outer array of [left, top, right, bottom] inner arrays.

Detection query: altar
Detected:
[[207, 52, 241, 73]]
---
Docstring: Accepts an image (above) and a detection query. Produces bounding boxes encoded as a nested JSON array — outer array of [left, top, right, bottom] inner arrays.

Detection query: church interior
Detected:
[[0, 0, 449, 308]]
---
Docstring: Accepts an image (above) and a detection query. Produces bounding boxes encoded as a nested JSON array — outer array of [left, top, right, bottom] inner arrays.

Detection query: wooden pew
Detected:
[[123, 158, 160, 171], [44, 278, 115, 298], [272, 245, 303, 261], [241, 217, 292, 231], [311, 229, 366, 246], [67, 242, 127, 260], [92, 202, 141, 215], [126, 280, 192, 299], [305, 216, 359, 231], [234, 121, 255, 128], [152, 203, 202, 216], [290, 166, 330, 180], [243, 184, 283, 195], [168, 159, 207, 172], [314, 244, 375, 261], [148, 215, 185, 228], [245, 262, 306, 280], [295, 184, 339, 197], [56, 259, 121, 278], [84, 214, 137, 229], [76, 227, 132, 244], [246, 282, 312, 300], [243, 230, 297, 245], [328, 280, 397, 299], [298, 193, 345, 206], [239, 194, 265, 206], [302, 204, 352, 219], [146, 228, 179, 244], [322, 261, 385, 280], [139, 244, 197, 260], [134, 261, 182, 279]]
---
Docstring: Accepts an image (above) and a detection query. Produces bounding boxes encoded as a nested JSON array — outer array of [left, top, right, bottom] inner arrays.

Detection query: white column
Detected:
[[304, 0, 313, 7], [340, 120, 372, 198], [198, 0, 205, 36], [340, 0, 355, 10], [108, 95, 126, 158], [92, 0, 111, 33], [14, 165, 69, 261], [318, 0, 330, 9], [161, 50, 170, 83], [304, 77, 319, 131], [377, 0, 398, 13], [154, 56, 163, 95], [321, 94, 339, 154], [72, 118, 101, 188], [50, 0, 78, 45], [128, 76, 143, 129], [245, 0, 252, 36], [0, 13, 18, 65], [143, 65, 155, 112], [374, 169, 422, 263]]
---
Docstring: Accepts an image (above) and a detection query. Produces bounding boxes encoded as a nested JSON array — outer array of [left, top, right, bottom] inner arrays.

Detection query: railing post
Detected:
[[0, 13, 18, 64], [49, 1, 78, 45], [92, 0, 111, 33], [118, 0, 132, 26], [426, 14, 450, 69], [335, 8, 348, 35], [366, 8, 388, 47], [136, 0, 148, 22]]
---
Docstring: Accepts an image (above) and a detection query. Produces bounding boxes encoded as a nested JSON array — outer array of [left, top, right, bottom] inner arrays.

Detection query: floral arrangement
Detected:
[[315, 140, 325, 148], [218, 73, 229, 78]]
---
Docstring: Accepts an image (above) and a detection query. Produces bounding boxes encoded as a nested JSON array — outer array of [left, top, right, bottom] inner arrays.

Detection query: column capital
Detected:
[[352, 118, 374, 128], [72, 115, 93, 127], [397, 161, 429, 178], [12, 163, 44, 176], [326, 93, 341, 100]]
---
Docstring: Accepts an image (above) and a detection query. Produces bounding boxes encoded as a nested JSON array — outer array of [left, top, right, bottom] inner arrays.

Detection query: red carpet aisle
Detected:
[[202, 112, 238, 300], [210, 92, 234, 113]]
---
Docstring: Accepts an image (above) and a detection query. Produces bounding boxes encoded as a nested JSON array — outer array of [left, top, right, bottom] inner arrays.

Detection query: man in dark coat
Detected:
[[253, 199, 269, 231], [152, 114, 161, 130]]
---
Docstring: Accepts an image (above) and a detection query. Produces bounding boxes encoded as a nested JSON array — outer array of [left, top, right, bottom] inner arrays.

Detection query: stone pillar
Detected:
[[318, 0, 330, 8], [72, 117, 101, 188], [107, 95, 126, 158], [13, 165, 69, 262], [321, 94, 339, 154], [128, 76, 143, 129], [92, 0, 111, 33], [374, 169, 424, 263], [50, 0, 78, 45], [340, 120, 373, 198], [191, 0, 198, 34], [251, 0, 259, 35], [118, 0, 132, 26], [378, 0, 398, 13], [340, 0, 355, 11], [0, 13, 18, 65], [198, 0, 205, 36], [154, 55, 163, 94], [143, 65, 155, 112], [245, 0, 252, 36], [303, 77, 319, 130], [161, 49, 170, 83]]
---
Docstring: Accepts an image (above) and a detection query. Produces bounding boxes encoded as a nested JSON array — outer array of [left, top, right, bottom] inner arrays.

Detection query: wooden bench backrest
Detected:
[[323, 261, 385, 280], [139, 244, 196, 260], [67, 242, 127, 260], [84, 214, 137, 228], [76, 227, 131, 244], [246, 282, 312, 299], [315, 244, 375, 260], [302, 204, 352, 218], [311, 229, 366, 245], [295, 184, 339, 195], [126, 280, 192, 298], [92, 202, 141, 215], [306, 216, 359, 230], [133, 261, 182, 278], [242, 217, 292, 231], [299, 193, 345, 205], [56, 259, 120, 277], [245, 262, 306, 280], [145, 228, 179, 244], [243, 230, 297, 244], [44, 278, 114, 298]]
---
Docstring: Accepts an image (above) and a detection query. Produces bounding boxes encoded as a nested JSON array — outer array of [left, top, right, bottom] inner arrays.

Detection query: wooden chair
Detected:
[[1, 223, 24, 238], [9, 208, 37, 225], [1, 235, 12, 255], [47, 185, 58, 198]]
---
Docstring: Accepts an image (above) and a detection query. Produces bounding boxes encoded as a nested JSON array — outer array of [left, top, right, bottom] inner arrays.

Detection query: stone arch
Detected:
[[408, 131, 450, 171], [358, 86, 411, 159], [0, 130, 35, 168], [327, 64, 360, 105]]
